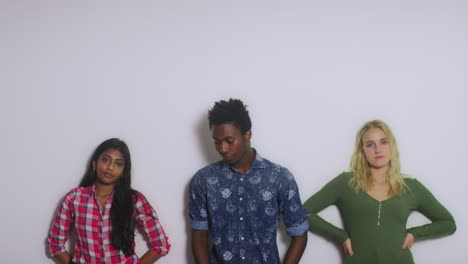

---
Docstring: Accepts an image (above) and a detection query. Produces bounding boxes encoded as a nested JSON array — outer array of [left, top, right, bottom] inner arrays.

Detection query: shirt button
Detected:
[[240, 217, 243, 220], [239, 197, 243, 201], [240, 178, 244, 181], [240, 236, 244, 240], [241, 256, 245, 260]]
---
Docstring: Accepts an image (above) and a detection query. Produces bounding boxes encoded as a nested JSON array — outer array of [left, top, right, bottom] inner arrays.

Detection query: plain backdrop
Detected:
[[1, 1, 467, 263]]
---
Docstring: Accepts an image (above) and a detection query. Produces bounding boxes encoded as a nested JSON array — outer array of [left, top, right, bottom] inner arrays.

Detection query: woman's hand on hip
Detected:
[[342, 238, 354, 256], [402, 233, 414, 249]]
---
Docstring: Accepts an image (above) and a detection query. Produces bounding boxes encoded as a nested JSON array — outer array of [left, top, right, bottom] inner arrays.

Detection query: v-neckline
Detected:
[[365, 192, 396, 203]]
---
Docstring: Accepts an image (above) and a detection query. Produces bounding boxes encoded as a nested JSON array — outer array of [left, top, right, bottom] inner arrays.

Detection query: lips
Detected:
[[222, 154, 234, 161], [103, 173, 113, 178], [375, 156, 384, 159]]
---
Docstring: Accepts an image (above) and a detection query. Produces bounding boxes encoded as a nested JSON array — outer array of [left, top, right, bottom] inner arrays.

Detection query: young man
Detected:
[[189, 99, 309, 264]]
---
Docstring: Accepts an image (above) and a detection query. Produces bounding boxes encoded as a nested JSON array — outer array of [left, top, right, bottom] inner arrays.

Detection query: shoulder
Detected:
[[59, 186, 92, 208], [403, 177, 427, 189], [132, 190, 146, 201], [64, 186, 91, 199], [132, 190, 152, 206], [338, 171, 353, 179], [317, 171, 353, 192], [190, 161, 225, 188], [259, 157, 295, 182], [403, 177, 418, 187], [333, 171, 353, 184], [131, 191, 158, 216], [256, 155, 288, 173], [403, 177, 430, 194]]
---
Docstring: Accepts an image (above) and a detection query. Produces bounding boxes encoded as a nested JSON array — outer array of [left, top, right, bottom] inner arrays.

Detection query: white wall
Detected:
[[1, 1, 467, 263]]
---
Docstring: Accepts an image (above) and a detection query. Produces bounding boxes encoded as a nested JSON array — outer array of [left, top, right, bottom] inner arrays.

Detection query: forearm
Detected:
[[54, 252, 73, 264], [139, 249, 162, 264], [409, 179, 457, 238], [303, 174, 348, 243], [191, 229, 210, 264], [407, 219, 456, 239], [307, 213, 349, 243], [283, 232, 307, 264]]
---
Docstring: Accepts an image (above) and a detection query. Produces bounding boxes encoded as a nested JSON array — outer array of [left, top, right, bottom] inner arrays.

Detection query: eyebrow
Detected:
[[364, 138, 388, 144], [212, 136, 234, 140], [101, 154, 125, 162]]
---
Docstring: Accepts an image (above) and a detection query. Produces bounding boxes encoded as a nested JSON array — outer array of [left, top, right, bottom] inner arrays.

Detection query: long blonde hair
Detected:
[[349, 120, 407, 195]]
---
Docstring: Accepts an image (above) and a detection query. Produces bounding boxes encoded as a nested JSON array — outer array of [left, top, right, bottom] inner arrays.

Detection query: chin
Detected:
[[372, 163, 390, 169], [225, 159, 238, 166]]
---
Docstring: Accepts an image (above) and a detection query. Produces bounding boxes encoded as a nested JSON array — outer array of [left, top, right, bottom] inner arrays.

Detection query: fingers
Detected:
[[402, 240, 408, 249], [402, 233, 415, 249], [343, 238, 354, 256]]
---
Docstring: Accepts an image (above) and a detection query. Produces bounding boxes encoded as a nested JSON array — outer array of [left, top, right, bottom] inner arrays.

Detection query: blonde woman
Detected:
[[303, 120, 456, 264]]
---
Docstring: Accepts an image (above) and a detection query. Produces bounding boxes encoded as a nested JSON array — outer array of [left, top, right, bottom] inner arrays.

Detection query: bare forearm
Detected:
[[54, 252, 73, 264], [139, 249, 162, 264], [192, 230, 210, 264], [283, 232, 307, 264]]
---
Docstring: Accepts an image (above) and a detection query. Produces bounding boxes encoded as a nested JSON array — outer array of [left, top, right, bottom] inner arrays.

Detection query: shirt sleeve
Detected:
[[302, 173, 349, 243], [406, 179, 456, 239], [47, 189, 75, 256], [278, 167, 310, 237], [188, 170, 209, 230], [134, 193, 171, 256]]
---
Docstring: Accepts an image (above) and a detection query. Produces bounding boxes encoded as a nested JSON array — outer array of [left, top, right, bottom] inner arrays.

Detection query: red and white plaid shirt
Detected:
[[48, 185, 171, 264]]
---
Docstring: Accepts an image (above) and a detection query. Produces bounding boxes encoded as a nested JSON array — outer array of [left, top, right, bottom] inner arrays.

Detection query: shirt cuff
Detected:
[[286, 220, 309, 236], [48, 245, 66, 257], [151, 244, 171, 256], [191, 220, 209, 230]]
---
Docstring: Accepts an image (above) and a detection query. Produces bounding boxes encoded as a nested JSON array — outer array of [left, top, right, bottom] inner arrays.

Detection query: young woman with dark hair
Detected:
[[47, 138, 170, 264]]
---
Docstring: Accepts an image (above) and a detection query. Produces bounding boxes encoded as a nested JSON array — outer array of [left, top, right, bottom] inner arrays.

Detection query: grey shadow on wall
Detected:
[[183, 113, 220, 263], [197, 111, 219, 163]]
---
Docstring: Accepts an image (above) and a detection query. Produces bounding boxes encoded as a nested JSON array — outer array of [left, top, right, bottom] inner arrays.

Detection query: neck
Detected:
[[234, 148, 255, 174], [95, 182, 114, 196], [369, 165, 389, 184]]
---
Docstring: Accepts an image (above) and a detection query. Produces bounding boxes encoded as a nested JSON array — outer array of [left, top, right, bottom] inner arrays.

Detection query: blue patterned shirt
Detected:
[[189, 152, 309, 264]]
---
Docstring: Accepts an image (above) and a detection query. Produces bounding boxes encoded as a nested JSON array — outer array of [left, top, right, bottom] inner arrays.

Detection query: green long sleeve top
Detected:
[[303, 172, 456, 264]]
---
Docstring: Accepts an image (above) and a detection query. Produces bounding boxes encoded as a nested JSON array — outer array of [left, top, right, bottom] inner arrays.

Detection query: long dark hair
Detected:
[[80, 138, 136, 256]]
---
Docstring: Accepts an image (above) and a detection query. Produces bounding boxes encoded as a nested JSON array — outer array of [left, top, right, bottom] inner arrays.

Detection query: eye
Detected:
[[226, 139, 234, 144], [382, 140, 388, 145], [116, 162, 124, 168], [366, 143, 374, 148], [102, 157, 109, 162]]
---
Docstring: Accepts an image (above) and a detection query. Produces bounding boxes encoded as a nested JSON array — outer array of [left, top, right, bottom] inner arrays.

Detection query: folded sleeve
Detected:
[[278, 167, 310, 237], [134, 193, 171, 255], [47, 189, 75, 256], [188, 170, 209, 230]]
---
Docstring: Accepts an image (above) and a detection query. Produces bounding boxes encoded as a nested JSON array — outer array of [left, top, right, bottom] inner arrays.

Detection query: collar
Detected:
[[86, 184, 114, 200], [222, 148, 267, 171]]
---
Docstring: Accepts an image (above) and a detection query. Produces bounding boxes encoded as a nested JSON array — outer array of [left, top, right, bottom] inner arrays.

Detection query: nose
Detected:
[[375, 143, 381, 153], [107, 161, 115, 170], [218, 142, 229, 154]]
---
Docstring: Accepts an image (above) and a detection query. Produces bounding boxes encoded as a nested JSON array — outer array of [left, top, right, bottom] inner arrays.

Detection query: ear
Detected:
[[244, 131, 252, 141], [359, 146, 365, 156], [92, 160, 96, 171]]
